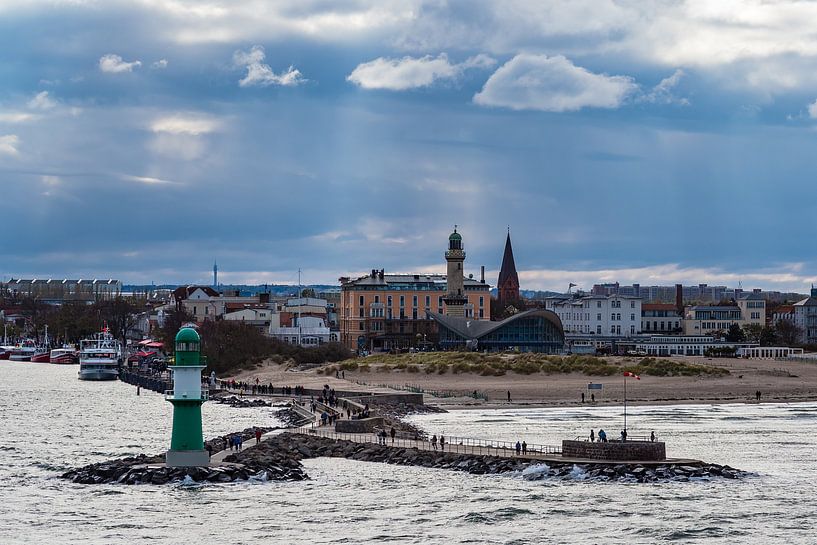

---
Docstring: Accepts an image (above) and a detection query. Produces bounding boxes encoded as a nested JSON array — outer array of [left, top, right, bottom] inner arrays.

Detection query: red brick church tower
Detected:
[[497, 229, 520, 305]]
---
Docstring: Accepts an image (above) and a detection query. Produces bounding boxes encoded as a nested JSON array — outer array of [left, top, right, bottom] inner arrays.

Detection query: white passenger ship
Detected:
[[78, 329, 122, 381]]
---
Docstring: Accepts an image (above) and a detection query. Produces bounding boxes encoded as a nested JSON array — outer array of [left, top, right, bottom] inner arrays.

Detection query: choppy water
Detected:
[[2, 362, 816, 544]]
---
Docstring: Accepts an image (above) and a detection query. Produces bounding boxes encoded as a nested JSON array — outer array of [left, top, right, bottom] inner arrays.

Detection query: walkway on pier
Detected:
[[287, 426, 699, 466]]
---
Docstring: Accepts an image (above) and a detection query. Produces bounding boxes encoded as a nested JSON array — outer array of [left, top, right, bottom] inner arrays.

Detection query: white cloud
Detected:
[[233, 45, 304, 87], [41, 175, 61, 186], [0, 134, 20, 156], [347, 53, 495, 90], [99, 54, 142, 73], [27, 91, 57, 110], [0, 112, 38, 123], [808, 99, 817, 119], [121, 174, 179, 185], [640, 69, 689, 105], [150, 113, 220, 135], [151, 59, 169, 69], [474, 54, 637, 112]]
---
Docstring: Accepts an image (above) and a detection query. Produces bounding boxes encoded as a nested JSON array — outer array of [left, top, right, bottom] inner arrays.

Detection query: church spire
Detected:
[[497, 230, 519, 304]]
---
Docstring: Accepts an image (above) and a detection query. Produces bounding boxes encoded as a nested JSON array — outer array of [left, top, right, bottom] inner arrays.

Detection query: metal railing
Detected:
[[574, 434, 659, 442], [164, 388, 209, 401], [292, 426, 561, 457]]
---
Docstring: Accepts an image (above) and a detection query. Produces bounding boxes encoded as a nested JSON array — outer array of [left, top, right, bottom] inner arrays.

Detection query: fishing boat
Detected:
[[78, 329, 122, 381], [9, 339, 41, 361], [49, 347, 78, 364]]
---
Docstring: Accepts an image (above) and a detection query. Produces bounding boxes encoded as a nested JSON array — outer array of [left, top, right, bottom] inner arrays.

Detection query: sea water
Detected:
[[1, 361, 816, 544]]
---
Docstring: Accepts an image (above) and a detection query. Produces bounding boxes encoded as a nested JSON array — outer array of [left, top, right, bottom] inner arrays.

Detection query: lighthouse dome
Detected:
[[175, 327, 200, 344]]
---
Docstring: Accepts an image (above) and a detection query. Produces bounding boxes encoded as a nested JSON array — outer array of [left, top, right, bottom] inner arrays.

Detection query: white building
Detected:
[[637, 335, 756, 356], [224, 308, 279, 333], [793, 287, 817, 344], [268, 316, 337, 347], [545, 294, 642, 337]]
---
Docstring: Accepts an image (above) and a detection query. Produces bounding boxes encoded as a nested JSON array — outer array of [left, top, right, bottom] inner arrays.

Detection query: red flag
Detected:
[[623, 371, 641, 380]]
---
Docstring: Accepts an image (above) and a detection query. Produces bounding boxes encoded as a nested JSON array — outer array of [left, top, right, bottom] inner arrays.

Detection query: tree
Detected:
[[96, 297, 142, 345], [776, 319, 803, 346], [759, 326, 778, 347], [742, 324, 763, 344], [300, 288, 316, 298], [159, 308, 195, 352], [725, 323, 745, 342]]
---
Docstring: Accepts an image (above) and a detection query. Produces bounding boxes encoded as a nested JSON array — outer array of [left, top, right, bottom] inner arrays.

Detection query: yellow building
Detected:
[[339, 229, 491, 352]]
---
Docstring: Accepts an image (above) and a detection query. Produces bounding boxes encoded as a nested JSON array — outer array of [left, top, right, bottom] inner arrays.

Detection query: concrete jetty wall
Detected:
[[561, 440, 666, 461]]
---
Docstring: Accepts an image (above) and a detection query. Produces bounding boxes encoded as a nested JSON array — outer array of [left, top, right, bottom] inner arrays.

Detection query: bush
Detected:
[[406, 364, 419, 373]]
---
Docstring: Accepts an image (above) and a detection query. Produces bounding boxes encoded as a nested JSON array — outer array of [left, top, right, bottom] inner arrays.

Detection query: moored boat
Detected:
[[78, 329, 122, 381], [50, 347, 78, 365], [9, 339, 40, 361], [30, 350, 51, 363]]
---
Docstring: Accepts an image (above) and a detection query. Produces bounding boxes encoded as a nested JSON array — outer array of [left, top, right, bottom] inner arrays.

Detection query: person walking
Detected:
[[255, 427, 262, 445], [515, 441, 521, 455], [581, 392, 585, 403], [620, 429, 627, 442], [756, 390, 761, 402], [590, 429, 595, 442], [390, 427, 396, 444], [507, 390, 512, 403], [439, 435, 445, 452], [591, 393, 595, 403], [598, 429, 607, 442], [521, 441, 527, 455], [650, 431, 656, 442], [431, 434, 438, 450]]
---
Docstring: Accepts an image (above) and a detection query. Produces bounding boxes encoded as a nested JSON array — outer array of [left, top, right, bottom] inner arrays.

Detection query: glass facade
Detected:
[[437, 312, 564, 354]]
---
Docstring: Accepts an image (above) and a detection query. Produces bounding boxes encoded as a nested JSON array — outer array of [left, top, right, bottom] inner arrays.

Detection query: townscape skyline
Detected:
[[3, 2, 817, 292]]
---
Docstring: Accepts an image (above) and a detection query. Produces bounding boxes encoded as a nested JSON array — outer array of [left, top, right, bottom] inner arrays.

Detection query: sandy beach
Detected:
[[228, 355, 817, 409]]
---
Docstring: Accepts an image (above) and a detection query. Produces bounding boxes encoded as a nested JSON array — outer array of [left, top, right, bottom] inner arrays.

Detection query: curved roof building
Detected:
[[428, 309, 564, 353]]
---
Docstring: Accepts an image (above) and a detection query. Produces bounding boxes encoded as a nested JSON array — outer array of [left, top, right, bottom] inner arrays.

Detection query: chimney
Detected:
[[480, 266, 485, 283], [675, 284, 683, 316]]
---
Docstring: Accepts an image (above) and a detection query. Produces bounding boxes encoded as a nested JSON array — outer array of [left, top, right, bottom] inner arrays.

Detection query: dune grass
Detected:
[[323, 353, 729, 378]]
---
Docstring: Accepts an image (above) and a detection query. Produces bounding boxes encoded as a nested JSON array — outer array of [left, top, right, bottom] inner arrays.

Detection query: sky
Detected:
[[2, 0, 817, 293]]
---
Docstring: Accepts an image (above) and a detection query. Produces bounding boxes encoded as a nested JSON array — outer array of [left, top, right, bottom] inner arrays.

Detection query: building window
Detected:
[[413, 295, 418, 306], [617, 313, 621, 321], [387, 295, 392, 306], [387, 309, 392, 319], [611, 325, 616, 334], [425, 295, 430, 307], [616, 325, 621, 334], [400, 295, 405, 307], [630, 313, 635, 321], [597, 325, 602, 334], [359, 295, 364, 306], [479, 296, 484, 307], [359, 309, 364, 318], [192, 306, 197, 315], [631, 301, 635, 308], [374, 295, 380, 303], [597, 313, 602, 321], [412, 309, 418, 320], [630, 325, 635, 335], [479, 309, 484, 318], [438, 296, 443, 309], [597, 301, 602, 308]]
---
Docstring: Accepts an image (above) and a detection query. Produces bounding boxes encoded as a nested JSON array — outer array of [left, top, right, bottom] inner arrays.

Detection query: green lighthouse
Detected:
[[165, 326, 209, 467]]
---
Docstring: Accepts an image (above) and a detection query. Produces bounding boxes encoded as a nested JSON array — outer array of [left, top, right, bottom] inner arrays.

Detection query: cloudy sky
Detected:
[[2, 1, 817, 292]]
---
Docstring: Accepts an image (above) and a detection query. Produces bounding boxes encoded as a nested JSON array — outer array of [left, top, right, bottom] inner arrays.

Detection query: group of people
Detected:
[[515, 440, 528, 455], [430, 434, 446, 451], [589, 429, 657, 442], [376, 428, 397, 445], [580, 392, 597, 403], [223, 433, 244, 451]]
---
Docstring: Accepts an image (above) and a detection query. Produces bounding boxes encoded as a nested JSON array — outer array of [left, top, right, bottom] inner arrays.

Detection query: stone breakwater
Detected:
[[226, 433, 750, 483], [60, 432, 750, 486], [61, 428, 306, 485], [212, 395, 272, 408]]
